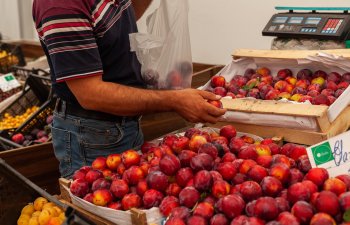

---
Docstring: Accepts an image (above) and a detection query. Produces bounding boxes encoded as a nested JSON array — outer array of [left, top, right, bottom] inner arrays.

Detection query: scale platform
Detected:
[[263, 7, 350, 41]]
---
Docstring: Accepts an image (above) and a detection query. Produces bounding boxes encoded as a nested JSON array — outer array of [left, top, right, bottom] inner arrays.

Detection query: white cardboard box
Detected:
[[201, 50, 350, 132]]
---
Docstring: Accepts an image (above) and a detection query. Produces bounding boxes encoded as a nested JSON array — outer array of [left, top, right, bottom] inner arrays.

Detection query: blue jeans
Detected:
[[52, 109, 143, 178]]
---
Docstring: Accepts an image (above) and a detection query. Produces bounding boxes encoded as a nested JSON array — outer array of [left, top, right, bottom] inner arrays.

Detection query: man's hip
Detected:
[[51, 103, 143, 178]]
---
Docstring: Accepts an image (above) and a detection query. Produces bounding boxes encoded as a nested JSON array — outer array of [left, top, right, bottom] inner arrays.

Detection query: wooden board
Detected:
[[233, 48, 350, 60], [316, 113, 333, 133], [59, 178, 71, 204], [141, 112, 187, 141], [222, 98, 329, 117], [193, 63, 218, 73], [215, 104, 350, 146], [213, 122, 327, 145], [325, 106, 350, 138], [130, 208, 147, 225], [60, 199, 115, 225], [0, 143, 60, 194]]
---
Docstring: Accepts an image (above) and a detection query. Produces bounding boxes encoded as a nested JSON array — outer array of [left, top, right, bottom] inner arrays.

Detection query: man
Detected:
[[33, 0, 226, 178]]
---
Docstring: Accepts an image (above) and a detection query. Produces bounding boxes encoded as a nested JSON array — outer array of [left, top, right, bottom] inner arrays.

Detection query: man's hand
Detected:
[[171, 89, 227, 124]]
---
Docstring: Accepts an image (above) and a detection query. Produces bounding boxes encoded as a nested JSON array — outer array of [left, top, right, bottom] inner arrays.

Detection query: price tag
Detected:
[[306, 131, 350, 177], [0, 73, 21, 92]]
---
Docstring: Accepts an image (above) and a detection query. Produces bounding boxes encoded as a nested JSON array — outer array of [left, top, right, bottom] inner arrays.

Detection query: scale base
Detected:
[[271, 38, 346, 50]]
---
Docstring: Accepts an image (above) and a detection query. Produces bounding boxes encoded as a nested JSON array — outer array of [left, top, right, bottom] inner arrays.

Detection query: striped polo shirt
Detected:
[[33, 0, 145, 104]]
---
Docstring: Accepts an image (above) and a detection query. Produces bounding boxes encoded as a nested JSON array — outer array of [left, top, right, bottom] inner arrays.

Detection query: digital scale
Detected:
[[263, 7, 350, 44]]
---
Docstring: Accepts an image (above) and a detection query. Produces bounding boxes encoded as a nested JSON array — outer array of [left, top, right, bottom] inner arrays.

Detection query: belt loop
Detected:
[[61, 100, 67, 119], [55, 98, 60, 112], [55, 98, 63, 117], [121, 117, 126, 126]]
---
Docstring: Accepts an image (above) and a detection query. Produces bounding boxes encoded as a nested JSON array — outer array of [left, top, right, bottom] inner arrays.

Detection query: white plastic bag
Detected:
[[130, 0, 192, 89]]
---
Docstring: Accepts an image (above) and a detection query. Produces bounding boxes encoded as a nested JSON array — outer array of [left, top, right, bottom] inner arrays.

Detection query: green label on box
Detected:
[[344, 209, 350, 222], [311, 142, 334, 166], [4, 75, 14, 81], [0, 73, 21, 92]]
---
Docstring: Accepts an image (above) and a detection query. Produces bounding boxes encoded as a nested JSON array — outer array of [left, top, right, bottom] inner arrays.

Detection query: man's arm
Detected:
[[132, 0, 153, 20], [66, 76, 226, 124]]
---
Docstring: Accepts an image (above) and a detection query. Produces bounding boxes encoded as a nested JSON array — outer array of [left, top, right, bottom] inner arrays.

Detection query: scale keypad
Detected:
[[321, 19, 343, 34]]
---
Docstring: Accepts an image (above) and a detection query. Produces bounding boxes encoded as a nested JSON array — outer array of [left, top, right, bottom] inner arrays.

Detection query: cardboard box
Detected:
[[59, 178, 163, 225], [204, 49, 350, 145]]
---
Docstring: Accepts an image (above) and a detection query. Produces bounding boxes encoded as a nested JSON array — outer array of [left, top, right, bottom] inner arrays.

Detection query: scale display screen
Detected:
[[288, 17, 304, 24], [273, 16, 288, 24], [306, 17, 322, 25]]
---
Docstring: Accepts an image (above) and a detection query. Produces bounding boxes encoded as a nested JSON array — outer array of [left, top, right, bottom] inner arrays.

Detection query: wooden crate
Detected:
[[0, 158, 66, 225], [0, 142, 60, 194], [210, 49, 350, 145], [59, 178, 154, 225], [141, 63, 224, 141], [215, 98, 350, 145]]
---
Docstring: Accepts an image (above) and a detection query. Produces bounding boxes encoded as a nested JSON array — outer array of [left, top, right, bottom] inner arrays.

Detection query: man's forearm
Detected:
[[83, 82, 176, 116], [67, 76, 226, 123], [132, 0, 153, 20], [67, 76, 176, 116]]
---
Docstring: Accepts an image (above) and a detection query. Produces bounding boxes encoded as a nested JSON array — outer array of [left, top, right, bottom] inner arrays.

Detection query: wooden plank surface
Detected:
[[222, 98, 329, 117], [213, 122, 327, 146], [59, 178, 71, 204], [325, 106, 350, 138], [193, 63, 217, 73], [316, 114, 332, 133], [141, 112, 187, 141], [60, 199, 115, 225], [130, 209, 147, 225], [0, 143, 60, 194], [233, 48, 350, 59]]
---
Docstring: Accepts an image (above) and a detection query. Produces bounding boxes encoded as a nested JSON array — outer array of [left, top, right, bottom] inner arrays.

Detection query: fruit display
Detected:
[[0, 106, 39, 130], [0, 50, 9, 59], [11, 114, 53, 146], [17, 197, 65, 225], [68, 125, 350, 224], [0, 86, 22, 102], [208, 67, 350, 106], [0, 50, 20, 69]]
